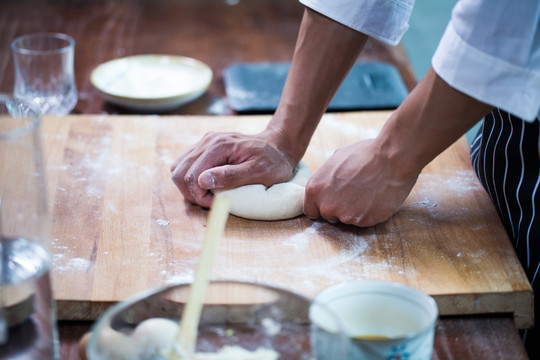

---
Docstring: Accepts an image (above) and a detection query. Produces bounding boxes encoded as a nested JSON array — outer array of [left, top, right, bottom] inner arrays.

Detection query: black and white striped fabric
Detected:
[[470, 108, 540, 356]]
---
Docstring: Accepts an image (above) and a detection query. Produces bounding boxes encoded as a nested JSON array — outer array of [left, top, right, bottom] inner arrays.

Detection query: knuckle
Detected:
[[202, 132, 224, 147], [201, 131, 217, 140], [317, 204, 336, 220], [183, 170, 196, 184], [340, 214, 360, 225], [304, 182, 321, 197]]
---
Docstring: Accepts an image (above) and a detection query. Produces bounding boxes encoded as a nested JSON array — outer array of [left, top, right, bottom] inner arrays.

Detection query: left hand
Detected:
[[170, 130, 295, 208], [303, 139, 420, 227]]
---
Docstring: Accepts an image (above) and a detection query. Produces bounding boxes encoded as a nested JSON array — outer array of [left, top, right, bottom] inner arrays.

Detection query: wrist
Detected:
[[262, 111, 313, 166], [375, 114, 425, 183], [375, 68, 493, 181]]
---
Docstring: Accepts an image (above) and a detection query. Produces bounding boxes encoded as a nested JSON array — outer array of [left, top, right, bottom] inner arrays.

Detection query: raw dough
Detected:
[[133, 318, 179, 355], [213, 162, 311, 221], [190, 346, 279, 359], [95, 327, 140, 360], [96, 318, 279, 359]]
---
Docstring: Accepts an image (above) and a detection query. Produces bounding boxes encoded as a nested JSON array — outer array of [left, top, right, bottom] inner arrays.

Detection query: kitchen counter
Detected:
[[42, 112, 532, 359], [0, 0, 531, 358]]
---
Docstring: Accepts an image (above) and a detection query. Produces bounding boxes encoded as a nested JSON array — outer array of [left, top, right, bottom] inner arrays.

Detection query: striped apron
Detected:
[[471, 108, 540, 356]]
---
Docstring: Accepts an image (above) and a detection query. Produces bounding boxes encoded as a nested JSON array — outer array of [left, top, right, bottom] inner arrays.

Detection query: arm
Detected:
[[303, 67, 494, 226], [171, 8, 368, 207], [263, 8, 368, 165]]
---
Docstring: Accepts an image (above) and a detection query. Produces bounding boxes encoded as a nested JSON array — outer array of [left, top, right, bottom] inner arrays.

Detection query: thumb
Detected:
[[198, 162, 266, 190], [198, 165, 240, 190], [198, 170, 217, 189]]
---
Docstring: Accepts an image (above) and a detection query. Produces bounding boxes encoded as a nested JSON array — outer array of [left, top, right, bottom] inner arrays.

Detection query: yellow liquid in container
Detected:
[[353, 335, 391, 340]]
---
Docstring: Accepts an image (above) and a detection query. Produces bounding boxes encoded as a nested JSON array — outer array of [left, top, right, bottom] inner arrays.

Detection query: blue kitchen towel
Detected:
[[224, 62, 409, 113]]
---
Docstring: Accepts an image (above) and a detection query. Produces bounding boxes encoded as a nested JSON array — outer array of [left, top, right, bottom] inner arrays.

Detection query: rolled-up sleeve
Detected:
[[432, 0, 540, 122], [299, 0, 414, 46]]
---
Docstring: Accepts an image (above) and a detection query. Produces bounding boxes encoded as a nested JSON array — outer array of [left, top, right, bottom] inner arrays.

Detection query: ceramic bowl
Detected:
[[90, 54, 212, 112], [310, 280, 438, 360]]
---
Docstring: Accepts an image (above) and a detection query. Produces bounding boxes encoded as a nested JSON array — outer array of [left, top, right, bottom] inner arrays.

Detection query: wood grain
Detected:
[[41, 112, 533, 328], [0, 0, 416, 116]]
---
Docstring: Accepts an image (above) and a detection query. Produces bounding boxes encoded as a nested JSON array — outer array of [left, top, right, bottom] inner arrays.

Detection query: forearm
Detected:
[[378, 67, 494, 179], [171, 8, 367, 205], [266, 7, 369, 165]]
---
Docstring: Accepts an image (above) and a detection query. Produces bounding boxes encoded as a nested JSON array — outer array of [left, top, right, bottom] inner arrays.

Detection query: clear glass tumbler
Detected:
[[11, 33, 78, 115], [0, 95, 59, 359]]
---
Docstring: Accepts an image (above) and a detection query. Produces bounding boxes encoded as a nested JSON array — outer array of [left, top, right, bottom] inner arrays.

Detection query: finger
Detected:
[[196, 188, 214, 208], [303, 201, 340, 224], [170, 146, 205, 203], [170, 131, 223, 186], [171, 132, 241, 207], [338, 214, 364, 227], [171, 162, 198, 204], [304, 184, 341, 224], [184, 147, 232, 203], [323, 215, 340, 224], [302, 188, 321, 220], [316, 204, 341, 224], [170, 140, 202, 173], [172, 135, 233, 204], [194, 160, 272, 208], [170, 152, 184, 173], [170, 139, 209, 188], [198, 160, 285, 190], [184, 165, 212, 205]]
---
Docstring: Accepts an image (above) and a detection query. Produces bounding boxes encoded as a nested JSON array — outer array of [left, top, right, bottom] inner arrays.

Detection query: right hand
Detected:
[[170, 130, 296, 208], [303, 139, 420, 227]]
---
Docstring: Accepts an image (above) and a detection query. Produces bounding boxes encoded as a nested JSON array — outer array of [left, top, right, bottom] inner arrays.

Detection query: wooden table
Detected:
[[0, 0, 531, 359], [42, 112, 532, 359], [42, 112, 532, 323], [0, 0, 416, 115]]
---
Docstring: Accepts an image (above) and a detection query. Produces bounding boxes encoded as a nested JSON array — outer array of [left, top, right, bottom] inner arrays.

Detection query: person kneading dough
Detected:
[[212, 162, 311, 221]]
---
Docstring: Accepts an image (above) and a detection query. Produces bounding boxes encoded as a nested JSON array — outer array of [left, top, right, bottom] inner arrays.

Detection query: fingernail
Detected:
[[198, 172, 216, 189]]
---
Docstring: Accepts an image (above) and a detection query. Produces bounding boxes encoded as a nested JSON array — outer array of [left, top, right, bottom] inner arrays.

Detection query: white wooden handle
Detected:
[[174, 193, 230, 358]]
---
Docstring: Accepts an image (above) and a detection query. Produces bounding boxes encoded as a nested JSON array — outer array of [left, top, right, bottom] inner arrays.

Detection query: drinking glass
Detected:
[[0, 95, 59, 359], [11, 33, 77, 115]]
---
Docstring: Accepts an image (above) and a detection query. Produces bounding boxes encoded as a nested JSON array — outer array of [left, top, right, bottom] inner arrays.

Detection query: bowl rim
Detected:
[[89, 54, 213, 103], [311, 279, 439, 342], [87, 279, 323, 358]]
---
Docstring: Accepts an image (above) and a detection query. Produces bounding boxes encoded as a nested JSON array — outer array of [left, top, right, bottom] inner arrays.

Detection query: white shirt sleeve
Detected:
[[299, 0, 414, 46], [432, 0, 540, 122]]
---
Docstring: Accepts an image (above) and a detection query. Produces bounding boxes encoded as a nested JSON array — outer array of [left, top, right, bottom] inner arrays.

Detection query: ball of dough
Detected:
[[132, 318, 179, 354], [95, 326, 140, 360], [77, 332, 91, 360], [191, 345, 279, 359], [213, 161, 311, 221]]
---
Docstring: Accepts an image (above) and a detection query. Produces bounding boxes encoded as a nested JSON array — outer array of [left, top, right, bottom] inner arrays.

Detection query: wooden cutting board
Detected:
[[41, 112, 533, 328]]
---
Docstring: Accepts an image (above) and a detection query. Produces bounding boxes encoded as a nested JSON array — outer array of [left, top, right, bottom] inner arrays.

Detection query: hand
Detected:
[[302, 67, 494, 228], [303, 139, 420, 227], [170, 130, 295, 208]]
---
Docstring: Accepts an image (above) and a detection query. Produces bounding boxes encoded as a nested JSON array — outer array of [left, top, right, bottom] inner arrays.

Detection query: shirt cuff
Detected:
[[299, 0, 413, 46], [433, 21, 540, 122]]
